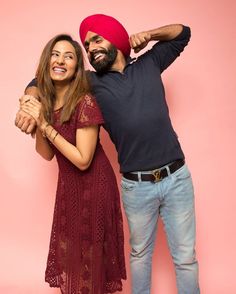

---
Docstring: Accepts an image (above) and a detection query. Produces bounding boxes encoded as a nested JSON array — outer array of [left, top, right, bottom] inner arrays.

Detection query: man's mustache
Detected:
[[91, 49, 108, 62]]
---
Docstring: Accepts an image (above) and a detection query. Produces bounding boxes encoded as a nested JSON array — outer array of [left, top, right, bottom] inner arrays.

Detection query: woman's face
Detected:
[[50, 40, 78, 84]]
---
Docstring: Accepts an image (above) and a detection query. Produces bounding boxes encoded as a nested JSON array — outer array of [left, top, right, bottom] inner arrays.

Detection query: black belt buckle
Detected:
[[152, 169, 162, 182]]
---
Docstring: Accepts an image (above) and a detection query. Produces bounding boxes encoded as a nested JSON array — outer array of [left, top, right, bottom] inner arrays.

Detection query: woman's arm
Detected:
[[44, 124, 98, 170], [22, 97, 98, 170], [35, 125, 55, 161], [20, 98, 55, 160]]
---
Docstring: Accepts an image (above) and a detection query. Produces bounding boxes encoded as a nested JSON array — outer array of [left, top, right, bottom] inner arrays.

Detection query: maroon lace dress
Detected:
[[44, 95, 126, 293]]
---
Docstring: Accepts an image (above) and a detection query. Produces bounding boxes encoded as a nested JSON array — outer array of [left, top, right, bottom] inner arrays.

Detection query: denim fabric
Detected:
[[121, 164, 200, 294]]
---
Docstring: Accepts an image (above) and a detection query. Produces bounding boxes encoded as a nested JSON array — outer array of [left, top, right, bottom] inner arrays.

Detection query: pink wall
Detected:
[[1, 0, 236, 293]]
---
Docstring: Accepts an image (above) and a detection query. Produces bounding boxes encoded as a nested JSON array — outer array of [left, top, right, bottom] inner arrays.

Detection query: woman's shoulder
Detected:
[[77, 94, 99, 111], [74, 92, 104, 127]]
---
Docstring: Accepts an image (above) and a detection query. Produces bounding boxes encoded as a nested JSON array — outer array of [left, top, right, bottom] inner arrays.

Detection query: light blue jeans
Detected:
[[121, 164, 200, 294]]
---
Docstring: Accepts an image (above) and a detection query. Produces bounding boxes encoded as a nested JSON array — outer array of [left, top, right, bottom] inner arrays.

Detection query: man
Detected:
[[15, 14, 200, 294]]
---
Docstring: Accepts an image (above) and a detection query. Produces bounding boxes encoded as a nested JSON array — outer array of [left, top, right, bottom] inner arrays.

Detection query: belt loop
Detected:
[[138, 172, 142, 182], [165, 165, 171, 176]]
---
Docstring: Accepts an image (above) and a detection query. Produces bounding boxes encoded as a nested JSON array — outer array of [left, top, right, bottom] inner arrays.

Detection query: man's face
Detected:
[[84, 31, 118, 74]]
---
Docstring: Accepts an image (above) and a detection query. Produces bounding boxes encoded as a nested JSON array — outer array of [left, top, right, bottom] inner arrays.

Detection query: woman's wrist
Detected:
[[41, 123, 59, 142], [41, 122, 50, 137]]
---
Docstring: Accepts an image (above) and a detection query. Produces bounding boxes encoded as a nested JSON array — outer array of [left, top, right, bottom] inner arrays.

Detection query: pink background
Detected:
[[1, 0, 236, 293]]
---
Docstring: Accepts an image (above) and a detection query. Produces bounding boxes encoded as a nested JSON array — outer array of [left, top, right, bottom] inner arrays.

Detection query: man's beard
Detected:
[[90, 44, 118, 74]]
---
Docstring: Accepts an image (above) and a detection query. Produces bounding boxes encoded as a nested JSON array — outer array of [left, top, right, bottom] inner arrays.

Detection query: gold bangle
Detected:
[[52, 131, 59, 142]]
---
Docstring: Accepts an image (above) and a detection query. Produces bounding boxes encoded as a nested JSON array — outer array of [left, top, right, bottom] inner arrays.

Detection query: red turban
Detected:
[[79, 14, 131, 57]]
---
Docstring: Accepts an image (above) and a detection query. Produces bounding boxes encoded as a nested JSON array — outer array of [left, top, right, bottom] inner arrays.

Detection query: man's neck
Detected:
[[110, 50, 127, 73]]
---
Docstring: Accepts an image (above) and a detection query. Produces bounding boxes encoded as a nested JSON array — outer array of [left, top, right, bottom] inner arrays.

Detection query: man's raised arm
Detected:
[[129, 24, 188, 53]]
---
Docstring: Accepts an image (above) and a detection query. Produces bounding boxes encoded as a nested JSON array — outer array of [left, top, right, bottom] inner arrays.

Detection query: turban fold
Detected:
[[79, 14, 131, 57]]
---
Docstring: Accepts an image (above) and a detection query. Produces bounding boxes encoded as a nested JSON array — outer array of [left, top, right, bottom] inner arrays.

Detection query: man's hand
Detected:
[[129, 25, 184, 54], [20, 96, 43, 125], [15, 95, 37, 134], [129, 31, 151, 53]]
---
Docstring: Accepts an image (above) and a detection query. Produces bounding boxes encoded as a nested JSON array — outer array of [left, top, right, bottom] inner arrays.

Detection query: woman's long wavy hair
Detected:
[[36, 34, 91, 123]]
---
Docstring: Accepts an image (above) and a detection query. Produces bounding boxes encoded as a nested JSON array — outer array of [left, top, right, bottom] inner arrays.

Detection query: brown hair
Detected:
[[36, 34, 90, 123]]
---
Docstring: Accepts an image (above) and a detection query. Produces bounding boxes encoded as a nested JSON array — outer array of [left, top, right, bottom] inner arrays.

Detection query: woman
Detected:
[[21, 34, 126, 294]]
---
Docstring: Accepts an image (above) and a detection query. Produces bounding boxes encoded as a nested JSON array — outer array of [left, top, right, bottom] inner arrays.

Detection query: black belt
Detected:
[[123, 159, 185, 183]]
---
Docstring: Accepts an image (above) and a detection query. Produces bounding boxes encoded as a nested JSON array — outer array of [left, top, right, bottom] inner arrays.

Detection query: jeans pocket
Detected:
[[172, 164, 191, 180], [121, 177, 137, 192]]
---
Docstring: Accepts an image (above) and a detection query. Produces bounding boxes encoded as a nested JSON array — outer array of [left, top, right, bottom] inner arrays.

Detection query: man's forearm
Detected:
[[25, 86, 39, 99], [129, 24, 186, 54], [149, 24, 183, 41]]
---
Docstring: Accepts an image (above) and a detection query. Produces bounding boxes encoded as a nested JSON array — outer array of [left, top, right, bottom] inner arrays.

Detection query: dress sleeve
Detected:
[[146, 26, 191, 73], [76, 94, 104, 129]]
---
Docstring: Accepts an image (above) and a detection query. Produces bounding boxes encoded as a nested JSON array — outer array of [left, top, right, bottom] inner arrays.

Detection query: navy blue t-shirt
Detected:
[[28, 26, 191, 173]]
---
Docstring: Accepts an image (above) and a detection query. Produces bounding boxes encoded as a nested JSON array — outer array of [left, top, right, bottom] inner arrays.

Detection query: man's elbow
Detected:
[[44, 155, 54, 161], [36, 148, 54, 161], [40, 153, 54, 161]]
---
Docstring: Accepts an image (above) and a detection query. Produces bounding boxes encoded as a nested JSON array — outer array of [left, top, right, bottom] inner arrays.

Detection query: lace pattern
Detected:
[[44, 95, 126, 293], [77, 94, 104, 128]]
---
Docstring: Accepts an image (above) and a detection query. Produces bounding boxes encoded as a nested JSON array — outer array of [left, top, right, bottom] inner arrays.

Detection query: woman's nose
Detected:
[[56, 55, 65, 64]]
